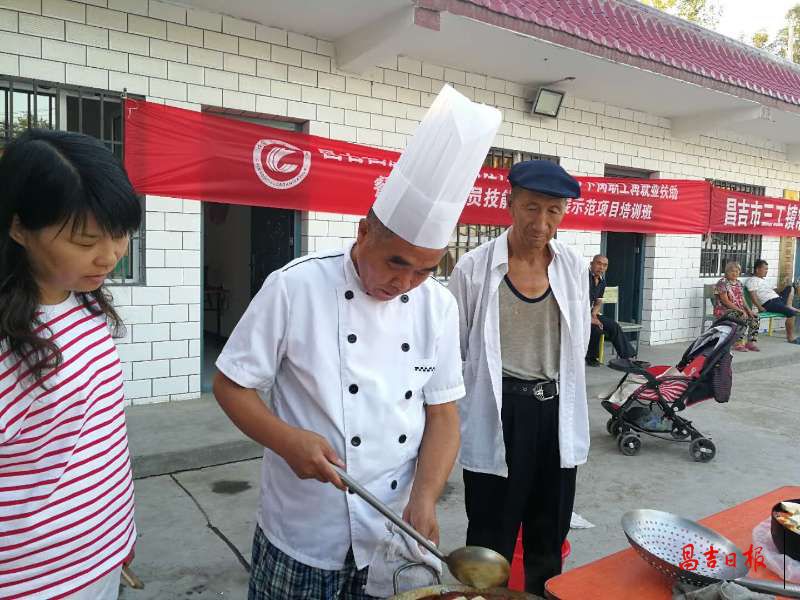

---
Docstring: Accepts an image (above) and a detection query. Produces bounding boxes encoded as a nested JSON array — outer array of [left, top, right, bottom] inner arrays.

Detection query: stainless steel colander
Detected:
[[622, 509, 800, 597]]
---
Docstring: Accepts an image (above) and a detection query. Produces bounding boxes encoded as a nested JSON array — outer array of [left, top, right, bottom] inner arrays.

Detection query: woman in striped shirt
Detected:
[[0, 129, 141, 599]]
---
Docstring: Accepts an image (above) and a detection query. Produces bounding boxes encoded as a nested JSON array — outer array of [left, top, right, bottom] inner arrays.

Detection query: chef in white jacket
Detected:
[[213, 85, 501, 600]]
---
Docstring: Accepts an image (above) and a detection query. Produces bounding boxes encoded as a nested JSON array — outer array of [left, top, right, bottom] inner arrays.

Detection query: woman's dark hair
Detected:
[[0, 129, 142, 382], [753, 259, 768, 270]]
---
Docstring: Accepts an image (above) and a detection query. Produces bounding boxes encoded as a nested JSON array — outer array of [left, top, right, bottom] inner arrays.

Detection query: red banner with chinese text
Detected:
[[709, 187, 800, 237], [124, 99, 710, 233], [566, 178, 709, 234]]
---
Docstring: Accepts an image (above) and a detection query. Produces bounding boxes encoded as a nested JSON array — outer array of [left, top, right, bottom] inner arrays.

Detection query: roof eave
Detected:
[[416, 0, 800, 115]]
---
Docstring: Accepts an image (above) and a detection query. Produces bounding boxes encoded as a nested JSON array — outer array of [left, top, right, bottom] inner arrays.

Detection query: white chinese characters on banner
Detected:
[[466, 186, 509, 209], [581, 181, 679, 201], [319, 148, 398, 168], [566, 197, 654, 220], [371, 178, 511, 209], [723, 197, 799, 231]]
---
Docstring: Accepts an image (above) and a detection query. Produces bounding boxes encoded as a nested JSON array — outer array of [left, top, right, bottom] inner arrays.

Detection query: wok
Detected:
[[389, 583, 536, 599]]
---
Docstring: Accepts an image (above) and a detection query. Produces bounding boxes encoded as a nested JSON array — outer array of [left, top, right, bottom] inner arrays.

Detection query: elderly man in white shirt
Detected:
[[448, 160, 590, 596], [213, 86, 501, 600]]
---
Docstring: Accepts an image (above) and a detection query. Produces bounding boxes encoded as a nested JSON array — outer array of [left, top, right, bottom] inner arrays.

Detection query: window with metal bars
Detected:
[[709, 179, 766, 196], [0, 77, 144, 284], [435, 148, 559, 278], [700, 233, 762, 277], [482, 148, 560, 170], [700, 179, 765, 278], [0, 86, 57, 139], [604, 165, 657, 179]]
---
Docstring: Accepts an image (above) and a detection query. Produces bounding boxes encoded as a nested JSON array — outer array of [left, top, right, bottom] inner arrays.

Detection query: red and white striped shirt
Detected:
[[0, 294, 136, 599]]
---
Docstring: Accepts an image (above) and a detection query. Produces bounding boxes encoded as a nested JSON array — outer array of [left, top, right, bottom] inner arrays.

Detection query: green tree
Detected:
[[639, 0, 723, 29], [751, 30, 770, 49], [11, 114, 51, 137], [642, 0, 678, 10], [749, 4, 800, 63]]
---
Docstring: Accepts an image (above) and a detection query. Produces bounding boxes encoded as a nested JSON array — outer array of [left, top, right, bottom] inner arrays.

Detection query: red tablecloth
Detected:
[[545, 486, 799, 600]]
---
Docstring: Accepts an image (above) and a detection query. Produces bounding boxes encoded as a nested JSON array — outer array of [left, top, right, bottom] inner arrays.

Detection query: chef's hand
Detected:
[[403, 497, 440, 547], [591, 315, 602, 329], [278, 427, 346, 490]]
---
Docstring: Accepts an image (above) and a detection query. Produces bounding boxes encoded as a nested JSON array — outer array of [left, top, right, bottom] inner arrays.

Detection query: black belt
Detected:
[[502, 377, 559, 401]]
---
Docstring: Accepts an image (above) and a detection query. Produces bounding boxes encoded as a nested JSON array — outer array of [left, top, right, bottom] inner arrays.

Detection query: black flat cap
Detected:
[[508, 160, 580, 199]]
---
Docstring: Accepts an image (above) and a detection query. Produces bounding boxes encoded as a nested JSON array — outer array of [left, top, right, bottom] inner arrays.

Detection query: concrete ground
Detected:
[[121, 337, 800, 599]]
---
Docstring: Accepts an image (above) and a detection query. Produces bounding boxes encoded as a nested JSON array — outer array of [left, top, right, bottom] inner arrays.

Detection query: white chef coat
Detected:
[[447, 230, 590, 476], [216, 243, 464, 570]]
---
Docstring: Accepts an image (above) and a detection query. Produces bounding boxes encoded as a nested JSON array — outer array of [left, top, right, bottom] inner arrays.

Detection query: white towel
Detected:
[[365, 521, 443, 597]]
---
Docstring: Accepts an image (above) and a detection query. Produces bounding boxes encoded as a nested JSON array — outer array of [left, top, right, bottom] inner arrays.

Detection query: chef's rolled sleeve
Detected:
[[422, 299, 466, 405], [215, 269, 289, 392]]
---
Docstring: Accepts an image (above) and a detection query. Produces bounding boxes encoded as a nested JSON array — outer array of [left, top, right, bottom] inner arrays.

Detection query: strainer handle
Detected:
[[331, 465, 446, 561], [734, 576, 800, 598]]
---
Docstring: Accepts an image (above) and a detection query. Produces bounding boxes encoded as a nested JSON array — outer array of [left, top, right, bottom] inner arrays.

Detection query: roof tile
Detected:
[[461, 0, 800, 106]]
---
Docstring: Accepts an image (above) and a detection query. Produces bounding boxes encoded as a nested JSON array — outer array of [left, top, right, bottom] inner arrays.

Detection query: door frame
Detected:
[[795, 238, 800, 282], [600, 231, 645, 323], [293, 210, 302, 259]]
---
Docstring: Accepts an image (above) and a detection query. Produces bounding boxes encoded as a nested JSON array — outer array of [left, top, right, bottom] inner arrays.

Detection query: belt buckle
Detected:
[[533, 381, 558, 401]]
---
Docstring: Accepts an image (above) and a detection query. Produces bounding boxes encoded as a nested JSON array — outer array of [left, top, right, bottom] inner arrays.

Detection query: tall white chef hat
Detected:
[[371, 84, 502, 249]]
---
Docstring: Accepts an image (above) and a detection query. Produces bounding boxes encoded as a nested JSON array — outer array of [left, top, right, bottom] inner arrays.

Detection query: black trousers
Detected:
[[587, 314, 635, 360], [463, 391, 577, 596]]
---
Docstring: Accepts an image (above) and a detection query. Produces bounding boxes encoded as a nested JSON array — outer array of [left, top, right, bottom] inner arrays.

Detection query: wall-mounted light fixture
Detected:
[[531, 88, 565, 118], [530, 77, 575, 118]]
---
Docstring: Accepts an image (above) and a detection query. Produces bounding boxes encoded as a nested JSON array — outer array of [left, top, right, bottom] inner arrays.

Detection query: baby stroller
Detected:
[[600, 317, 743, 462]]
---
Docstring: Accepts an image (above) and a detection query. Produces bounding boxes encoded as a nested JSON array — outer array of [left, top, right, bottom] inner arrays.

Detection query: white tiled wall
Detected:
[[3, 0, 799, 403], [641, 234, 704, 344], [111, 196, 202, 405]]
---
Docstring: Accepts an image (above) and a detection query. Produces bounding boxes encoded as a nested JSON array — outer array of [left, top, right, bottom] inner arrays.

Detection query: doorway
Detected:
[[602, 164, 652, 325], [795, 239, 800, 282], [601, 232, 644, 324], [250, 207, 295, 295], [794, 238, 800, 309], [201, 204, 296, 392]]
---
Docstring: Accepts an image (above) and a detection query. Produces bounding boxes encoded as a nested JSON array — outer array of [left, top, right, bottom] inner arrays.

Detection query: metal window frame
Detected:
[[0, 76, 146, 286], [1, 79, 58, 142], [700, 232, 763, 278], [701, 179, 765, 278], [436, 222, 507, 278], [482, 147, 560, 170], [604, 165, 657, 179], [435, 148, 560, 278], [709, 179, 766, 196]]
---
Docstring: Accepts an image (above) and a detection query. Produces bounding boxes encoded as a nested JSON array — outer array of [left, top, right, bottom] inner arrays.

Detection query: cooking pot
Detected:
[[771, 497, 800, 561], [387, 563, 537, 599], [389, 584, 537, 599]]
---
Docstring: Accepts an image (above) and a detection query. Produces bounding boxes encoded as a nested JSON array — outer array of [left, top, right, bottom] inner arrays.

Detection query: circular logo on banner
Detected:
[[252, 139, 311, 189]]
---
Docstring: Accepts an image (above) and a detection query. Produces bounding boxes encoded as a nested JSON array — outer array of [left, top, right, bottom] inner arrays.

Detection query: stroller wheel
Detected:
[[689, 438, 716, 462], [618, 433, 641, 456], [670, 426, 690, 440], [606, 418, 621, 437]]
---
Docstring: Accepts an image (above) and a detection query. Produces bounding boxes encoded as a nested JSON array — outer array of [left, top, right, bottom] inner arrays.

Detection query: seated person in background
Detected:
[[713, 261, 759, 351], [586, 254, 636, 366], [745, 258, 800, 344]]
